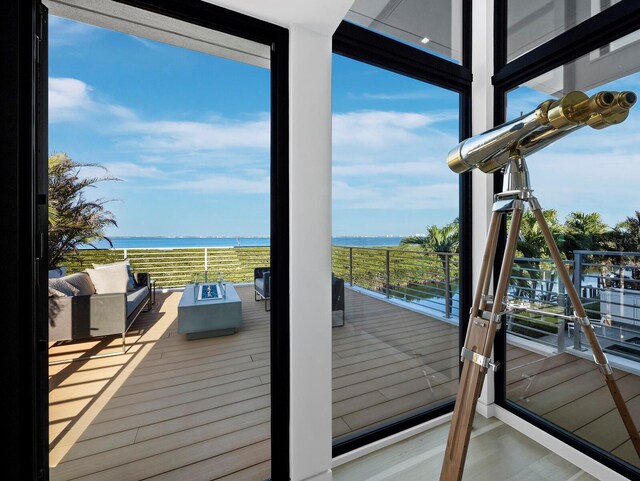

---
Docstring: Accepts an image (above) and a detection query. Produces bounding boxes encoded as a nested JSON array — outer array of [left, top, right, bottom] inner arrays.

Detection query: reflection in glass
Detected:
[[331, 54, 460, 443], [346, 0, 463, 63], [507, 0, 623, 61], [504, 35, 640, 470]]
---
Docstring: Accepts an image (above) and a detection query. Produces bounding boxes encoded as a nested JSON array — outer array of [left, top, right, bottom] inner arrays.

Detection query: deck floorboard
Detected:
[[49, 285, 640, 478]]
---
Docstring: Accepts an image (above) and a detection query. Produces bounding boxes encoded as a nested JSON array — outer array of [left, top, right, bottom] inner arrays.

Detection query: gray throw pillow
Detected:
[[48, 278, 80, 297]]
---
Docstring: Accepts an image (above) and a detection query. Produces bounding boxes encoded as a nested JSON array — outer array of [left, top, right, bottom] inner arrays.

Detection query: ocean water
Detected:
[[88, 236, 404, 249]]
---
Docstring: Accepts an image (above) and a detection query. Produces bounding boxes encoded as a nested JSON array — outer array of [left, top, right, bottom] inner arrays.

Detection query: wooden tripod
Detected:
[[439, 154, 640, 481]]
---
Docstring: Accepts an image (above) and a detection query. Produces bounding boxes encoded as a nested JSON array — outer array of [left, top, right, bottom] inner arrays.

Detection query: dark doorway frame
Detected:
[[3, 0, 290, 479]]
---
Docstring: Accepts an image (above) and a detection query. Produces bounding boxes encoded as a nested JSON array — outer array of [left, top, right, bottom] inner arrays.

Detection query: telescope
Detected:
[[447, 90, 637, 174], [440, 88, 640, 481]]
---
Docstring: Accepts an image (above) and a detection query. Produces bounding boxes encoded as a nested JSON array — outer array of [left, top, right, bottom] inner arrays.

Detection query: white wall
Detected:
[[471, 0, 497, 416], [204, 2, 354, 480], [288, 25, 334, 481]]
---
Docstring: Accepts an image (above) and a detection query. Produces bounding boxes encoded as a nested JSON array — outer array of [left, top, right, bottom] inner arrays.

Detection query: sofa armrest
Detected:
[[263, 271, 271, 294], [48, 295, 75, 341], [134, 272, 151, 288], [254, 267, 270, 280], [49, 293, 127, 342]]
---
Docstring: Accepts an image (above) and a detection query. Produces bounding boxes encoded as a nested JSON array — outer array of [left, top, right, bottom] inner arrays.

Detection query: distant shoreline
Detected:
[[87, 236, 405, 249]]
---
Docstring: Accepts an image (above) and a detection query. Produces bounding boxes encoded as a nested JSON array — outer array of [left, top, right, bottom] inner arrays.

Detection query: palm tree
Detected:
[[561, 211, 611, 258], [614, 211, 640, 253], [401, 220, 459, 311], [401, 219, 459, 254], [48, 152, 120, 269], [512, 209, 562, 302]]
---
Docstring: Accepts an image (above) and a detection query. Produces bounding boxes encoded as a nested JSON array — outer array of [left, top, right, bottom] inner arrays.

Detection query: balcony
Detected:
[[48, 247, 640, 478]]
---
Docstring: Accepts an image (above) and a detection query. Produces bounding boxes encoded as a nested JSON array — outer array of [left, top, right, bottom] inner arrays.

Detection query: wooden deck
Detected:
[[48, 285, 640, 479], [507, 345, 640, 468], [48, 286, 458, 480]]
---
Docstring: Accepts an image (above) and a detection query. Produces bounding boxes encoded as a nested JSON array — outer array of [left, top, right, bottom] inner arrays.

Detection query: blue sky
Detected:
[[51, 15, 638, 238], [49, 15, 460, 238]]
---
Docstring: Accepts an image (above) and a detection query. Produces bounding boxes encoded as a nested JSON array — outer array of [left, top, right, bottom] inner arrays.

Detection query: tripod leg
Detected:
[[531, 203, 640, 457], [440, 204, 524, 481]]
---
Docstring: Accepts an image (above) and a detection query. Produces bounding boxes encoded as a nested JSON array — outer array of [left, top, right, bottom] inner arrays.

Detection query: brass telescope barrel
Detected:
[[447, 90, 636, 174], [517, 91, 636, 157]]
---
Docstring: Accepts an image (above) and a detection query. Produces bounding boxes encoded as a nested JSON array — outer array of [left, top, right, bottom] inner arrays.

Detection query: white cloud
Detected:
[[121, 117, 270, 151], [332, 110, 456, 148], [49, 77, 136, 123], [333, 161, 440, 177], [49, 76, 269, 154], [49, 16, 98, 47], [521, 148, 640, 225], [332, 180, 458, 210], [103, 162, 163, 179], [353, 91, 436, 101], [49, 78, 94, 122], [129, 35, 157, 49], [163, 174, 270, 194]]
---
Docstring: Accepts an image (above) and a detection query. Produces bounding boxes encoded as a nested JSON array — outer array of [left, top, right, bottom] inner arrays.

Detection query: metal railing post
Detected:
[[444, 254, 451, 318], [386, 249, 390, 298], [349, 247, 353, 286], [123, 248, 127, 260], [557, 319, 566, 352], [572, 251, 583, 350]]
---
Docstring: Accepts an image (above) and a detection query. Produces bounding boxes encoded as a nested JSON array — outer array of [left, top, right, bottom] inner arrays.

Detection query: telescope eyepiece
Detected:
[[621, 91, 637, 108], [601, 92, 615, 106]]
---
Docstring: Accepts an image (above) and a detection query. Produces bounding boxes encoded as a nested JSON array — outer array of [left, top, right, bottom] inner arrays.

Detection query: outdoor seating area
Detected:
[[48, 261, 153, 362]]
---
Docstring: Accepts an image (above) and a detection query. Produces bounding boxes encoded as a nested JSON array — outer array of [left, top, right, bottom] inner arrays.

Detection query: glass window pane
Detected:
[[504, 30, 640, 471], [331, 54, 461, 444], [346, 0, 463, 64], [507, 0, 624, 61], [48, 14, 274, 479]]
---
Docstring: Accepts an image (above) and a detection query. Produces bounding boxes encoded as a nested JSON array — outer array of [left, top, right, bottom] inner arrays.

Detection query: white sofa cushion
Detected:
[[86, 263, 130, 294], [93, 260, 136, 291]]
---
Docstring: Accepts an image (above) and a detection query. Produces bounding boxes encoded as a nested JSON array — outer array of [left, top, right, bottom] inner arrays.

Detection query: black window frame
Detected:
[[331, 0, 473, 457], [4, 0, 290, 479], [493, 1, 640, 479]]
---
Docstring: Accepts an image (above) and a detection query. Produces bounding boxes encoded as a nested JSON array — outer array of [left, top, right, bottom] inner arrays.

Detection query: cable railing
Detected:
[[66, 245, 461, 319], [64, 244, 640, 366], [507, 251, 640, 365], [331, 246, 460, 319], [65, 246, 270, 288]]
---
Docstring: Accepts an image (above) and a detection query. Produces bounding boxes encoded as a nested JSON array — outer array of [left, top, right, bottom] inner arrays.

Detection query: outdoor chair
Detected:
[[332, 273, 345, 327], [254, 267, 345, 324], [254, 267, 271, 311]]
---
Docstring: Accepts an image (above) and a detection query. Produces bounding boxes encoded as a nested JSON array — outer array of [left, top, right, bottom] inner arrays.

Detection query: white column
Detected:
[[471, 0, 496, 416], [289, 25, 334, 481]]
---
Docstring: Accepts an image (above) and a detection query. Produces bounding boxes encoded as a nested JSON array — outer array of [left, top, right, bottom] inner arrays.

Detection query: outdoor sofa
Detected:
[[48, 261, 152, 357]]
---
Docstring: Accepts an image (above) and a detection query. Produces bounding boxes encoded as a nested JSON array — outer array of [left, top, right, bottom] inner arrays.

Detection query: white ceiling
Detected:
[[45, 0, 271, 68], [203, 0, 356, 35]]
